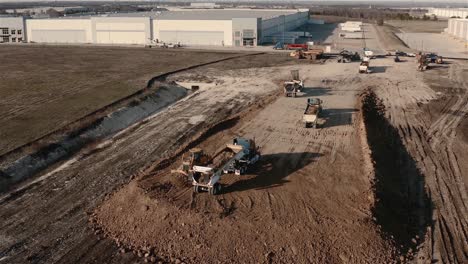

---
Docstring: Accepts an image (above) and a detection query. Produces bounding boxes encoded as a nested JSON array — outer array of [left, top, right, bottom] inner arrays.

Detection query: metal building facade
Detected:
[[0, 17, 26, 43], [27, 19, 92, 43], [153, 19, 232, 46], [23, 9, 309, 47], [426, 8, 468, 19], [27, 17, 152, 44], [92, 17, 151, 45], [447, 18, 468, 43]]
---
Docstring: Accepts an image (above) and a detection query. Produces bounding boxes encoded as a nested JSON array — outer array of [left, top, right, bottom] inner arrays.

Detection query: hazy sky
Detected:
[[0, 0, 466, 2], [0, 0, 466, 3]]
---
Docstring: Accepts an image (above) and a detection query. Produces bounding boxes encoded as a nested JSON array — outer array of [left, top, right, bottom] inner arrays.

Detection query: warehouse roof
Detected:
[[108, 9, 302, 20]]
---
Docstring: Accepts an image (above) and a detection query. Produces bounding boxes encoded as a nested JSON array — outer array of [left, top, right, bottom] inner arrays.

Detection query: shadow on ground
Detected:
[[371, 66, 390, 73], [300, 87, 333, 97], [321, 108, 358, 128], [224, 152, 322, 193], [361, 89, 433, 258]]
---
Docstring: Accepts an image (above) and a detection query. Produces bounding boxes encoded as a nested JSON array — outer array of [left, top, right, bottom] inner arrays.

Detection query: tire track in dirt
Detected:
[[0, 62, 289, 264], [93, 62, 397, 263]]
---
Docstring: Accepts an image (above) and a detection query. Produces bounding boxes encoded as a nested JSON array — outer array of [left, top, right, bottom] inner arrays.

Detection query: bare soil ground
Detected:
[[0, 53, 301, 264], [0, 46, 243, 155], [383, 61, 468, 263], [373, 24, 412, 52], [385, 20, 448, 34], [93, 62, 400, 264]]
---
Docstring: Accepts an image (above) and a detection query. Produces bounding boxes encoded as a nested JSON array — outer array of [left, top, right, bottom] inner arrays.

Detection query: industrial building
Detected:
[[24, 9, 308, 46], [445, 18, 468, 44], [0, 16, 26, 43], [426, 8, 468, 18], [27, 17, 151, 45]]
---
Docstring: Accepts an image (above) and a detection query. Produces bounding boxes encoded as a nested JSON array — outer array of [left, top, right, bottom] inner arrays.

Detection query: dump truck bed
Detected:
[[304, 105, 319, 115]]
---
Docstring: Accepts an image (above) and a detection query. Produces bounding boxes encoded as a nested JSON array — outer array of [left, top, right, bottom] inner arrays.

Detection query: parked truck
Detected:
[[303, 98, 323, 128], [283, 70, 303, 97], [359, 61, 371, 74], [339, 32, 363, 39]]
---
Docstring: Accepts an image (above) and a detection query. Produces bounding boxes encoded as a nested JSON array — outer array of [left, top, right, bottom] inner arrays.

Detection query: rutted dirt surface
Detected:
[[375, 61, 468, 263], [0, 56, 302, 264], [359, 58, 468, 263], [93, 57, 468, 264], [92, 62, 401, 263]]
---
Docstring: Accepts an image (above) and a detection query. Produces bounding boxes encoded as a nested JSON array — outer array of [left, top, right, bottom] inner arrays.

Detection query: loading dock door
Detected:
[[31, 30, 86, 43], [96, 31, 146, 44], [159, 31, 224, 45]]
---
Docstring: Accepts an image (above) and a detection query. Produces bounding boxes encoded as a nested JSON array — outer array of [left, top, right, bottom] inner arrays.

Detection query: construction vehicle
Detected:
[[146, 39, 181, 48], [273, 42, 284, 50], [339, 32, 364, 39], [286, 43, 308, 50], [175, 138, 260, 195], [283, 70, 303, 97], [284, 81, 302, 97], [222, 138, 260, 175], [290, 48, 324, 61], [416, 52, 429, 71], [172, 148, 212, 181], [427, 53, 444, 64], [436, 56, 444, 64], [363, 48, 374, 58], [359, 61, 371, 74], [303, 98, 323, 128], [337, 50, 360, 63]]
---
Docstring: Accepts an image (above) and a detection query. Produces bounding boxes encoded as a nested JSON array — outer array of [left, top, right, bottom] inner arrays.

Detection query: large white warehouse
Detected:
[[446, 18, 468, 43], [27, 17, 151, 45], [25, 9, 309, 46], [426, 8, 468, 18]]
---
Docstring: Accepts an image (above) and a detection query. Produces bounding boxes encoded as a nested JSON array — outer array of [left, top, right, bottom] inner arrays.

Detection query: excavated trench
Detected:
[[361, 89, 433, 260], [0, 83, 188, 192]]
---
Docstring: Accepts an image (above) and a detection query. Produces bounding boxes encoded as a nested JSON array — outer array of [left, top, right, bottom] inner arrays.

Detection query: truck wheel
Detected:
[[304, 123, 308, 128], [193, 185, 200, 193], [210, 183, 221, 195], [215, 183, 222, 195]]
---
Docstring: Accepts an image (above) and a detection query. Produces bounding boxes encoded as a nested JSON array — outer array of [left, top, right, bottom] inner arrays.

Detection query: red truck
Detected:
[[286, 44, 308, 50]]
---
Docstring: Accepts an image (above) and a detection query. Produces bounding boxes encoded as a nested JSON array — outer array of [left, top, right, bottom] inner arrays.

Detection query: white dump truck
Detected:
[[284, 70, 303, 97], [359, 61, 372, 74], [303, 98, 323, 128]]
